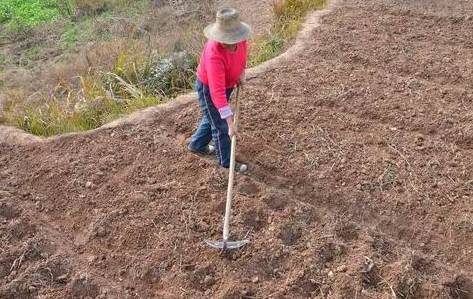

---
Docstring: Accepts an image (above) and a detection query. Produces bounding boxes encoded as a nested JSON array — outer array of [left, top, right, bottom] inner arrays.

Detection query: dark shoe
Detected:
[[188, 143, 215, 155]]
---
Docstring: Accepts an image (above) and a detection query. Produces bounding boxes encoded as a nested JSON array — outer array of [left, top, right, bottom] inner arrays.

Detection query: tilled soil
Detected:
[[1, 0, 473, 298]]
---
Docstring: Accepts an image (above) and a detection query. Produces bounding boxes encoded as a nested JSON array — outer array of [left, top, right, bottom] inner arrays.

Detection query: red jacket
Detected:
[[197, 40, 247, 119]]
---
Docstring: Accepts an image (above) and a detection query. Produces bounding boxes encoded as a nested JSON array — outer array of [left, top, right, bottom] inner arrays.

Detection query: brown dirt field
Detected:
[[1, 0, 473, 298]]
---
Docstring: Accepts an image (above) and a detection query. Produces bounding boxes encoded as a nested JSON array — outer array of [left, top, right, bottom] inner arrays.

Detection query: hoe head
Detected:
[[205, 239, 249, 250]]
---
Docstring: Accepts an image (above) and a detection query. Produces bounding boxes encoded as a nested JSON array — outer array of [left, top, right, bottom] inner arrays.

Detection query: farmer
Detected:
[[188, 8, 251, 172]]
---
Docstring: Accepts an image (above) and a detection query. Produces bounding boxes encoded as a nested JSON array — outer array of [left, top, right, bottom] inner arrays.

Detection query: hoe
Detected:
[[206, 86, 249, 251]]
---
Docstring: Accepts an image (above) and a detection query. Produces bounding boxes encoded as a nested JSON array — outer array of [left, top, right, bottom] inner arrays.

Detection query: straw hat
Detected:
[[204, 8, 252, 44]]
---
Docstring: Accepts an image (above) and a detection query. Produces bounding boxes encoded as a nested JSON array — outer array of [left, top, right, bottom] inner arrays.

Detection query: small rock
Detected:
[[55, 274, 68, 283], [198, 221, 209, 231], [336, 265, 348, 272], [252, 276, 259, 283], [85, 181, 93, 188], [203, 275, 214, 285], [356, 184, 362, 190], [96, 227, 108, 237], [328, 271, 334, 278], [28, 286, 37, 292], [87, 255, 97, 264]]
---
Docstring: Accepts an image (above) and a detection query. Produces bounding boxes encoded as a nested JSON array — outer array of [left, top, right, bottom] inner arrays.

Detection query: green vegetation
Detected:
[[0, 0, 145, 32], [1, 0, 327, 137], [0, 0, 60, 31], [3, 75, 162, 136], [249, 0, 326, 66], [60, 17, 102, 48], [3, 48, 196, 137]]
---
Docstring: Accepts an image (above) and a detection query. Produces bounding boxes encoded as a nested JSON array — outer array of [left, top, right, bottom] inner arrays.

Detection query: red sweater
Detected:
[[196, 40, 247, 119]]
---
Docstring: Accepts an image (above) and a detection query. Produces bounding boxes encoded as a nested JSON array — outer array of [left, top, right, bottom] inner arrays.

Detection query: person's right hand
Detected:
[[226, 117, 238, 137], [228, 122, 238, 138]]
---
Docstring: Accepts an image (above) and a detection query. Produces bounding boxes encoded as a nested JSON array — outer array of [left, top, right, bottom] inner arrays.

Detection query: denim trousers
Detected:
[[189, 80, 234, 168]]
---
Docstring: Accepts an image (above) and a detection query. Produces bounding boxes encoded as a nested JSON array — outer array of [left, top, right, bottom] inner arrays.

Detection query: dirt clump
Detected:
[[445, 275, 473, 299]]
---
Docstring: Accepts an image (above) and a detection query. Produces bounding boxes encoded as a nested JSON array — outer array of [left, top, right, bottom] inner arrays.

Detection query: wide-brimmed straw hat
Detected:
[[204, 8, 252, 44]]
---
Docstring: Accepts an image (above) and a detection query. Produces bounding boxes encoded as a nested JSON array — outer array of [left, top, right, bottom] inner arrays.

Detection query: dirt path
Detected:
[[2, 0, 473, 298]]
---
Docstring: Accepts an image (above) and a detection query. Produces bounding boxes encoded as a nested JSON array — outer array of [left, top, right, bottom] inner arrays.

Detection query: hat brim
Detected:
[[204, 22, 252, 44]]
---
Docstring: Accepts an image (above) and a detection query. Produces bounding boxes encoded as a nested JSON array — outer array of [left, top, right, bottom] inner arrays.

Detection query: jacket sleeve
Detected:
[[207, 51, 233, 119]]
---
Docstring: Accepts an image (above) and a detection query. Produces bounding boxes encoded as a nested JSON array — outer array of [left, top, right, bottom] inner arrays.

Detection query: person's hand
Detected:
[[226, 117, 238, 137]]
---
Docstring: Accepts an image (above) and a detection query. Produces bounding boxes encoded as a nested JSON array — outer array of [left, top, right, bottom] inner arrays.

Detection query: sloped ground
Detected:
[[1, 0, 473, 298]]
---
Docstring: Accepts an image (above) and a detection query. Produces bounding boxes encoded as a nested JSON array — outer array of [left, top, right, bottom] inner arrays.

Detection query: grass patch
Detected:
[[0, 0, 61, 31], [1, 0, 147, 33], [2, 46, 193, 136], [249, 0, 326, 66], [3, 76, 161, 137], [61, 23, 80, 47], [60, 17, 101, 48], [2, 0, 327, 137]]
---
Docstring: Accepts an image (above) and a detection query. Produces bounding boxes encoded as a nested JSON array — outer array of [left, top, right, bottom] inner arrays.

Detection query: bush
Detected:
[[144, 51, 197, 97]]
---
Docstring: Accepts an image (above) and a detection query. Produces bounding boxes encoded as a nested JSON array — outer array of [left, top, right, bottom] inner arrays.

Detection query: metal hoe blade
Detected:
[[205, 239, 250, 250]]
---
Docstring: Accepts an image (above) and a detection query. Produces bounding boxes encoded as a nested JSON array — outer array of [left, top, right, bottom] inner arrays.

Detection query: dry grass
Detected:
[[1, 0, 326, 137], [250, 0, 326, 66]]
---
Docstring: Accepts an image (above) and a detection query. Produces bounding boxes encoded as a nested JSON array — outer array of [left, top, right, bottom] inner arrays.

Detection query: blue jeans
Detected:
[[189, 80, 234, 168]]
